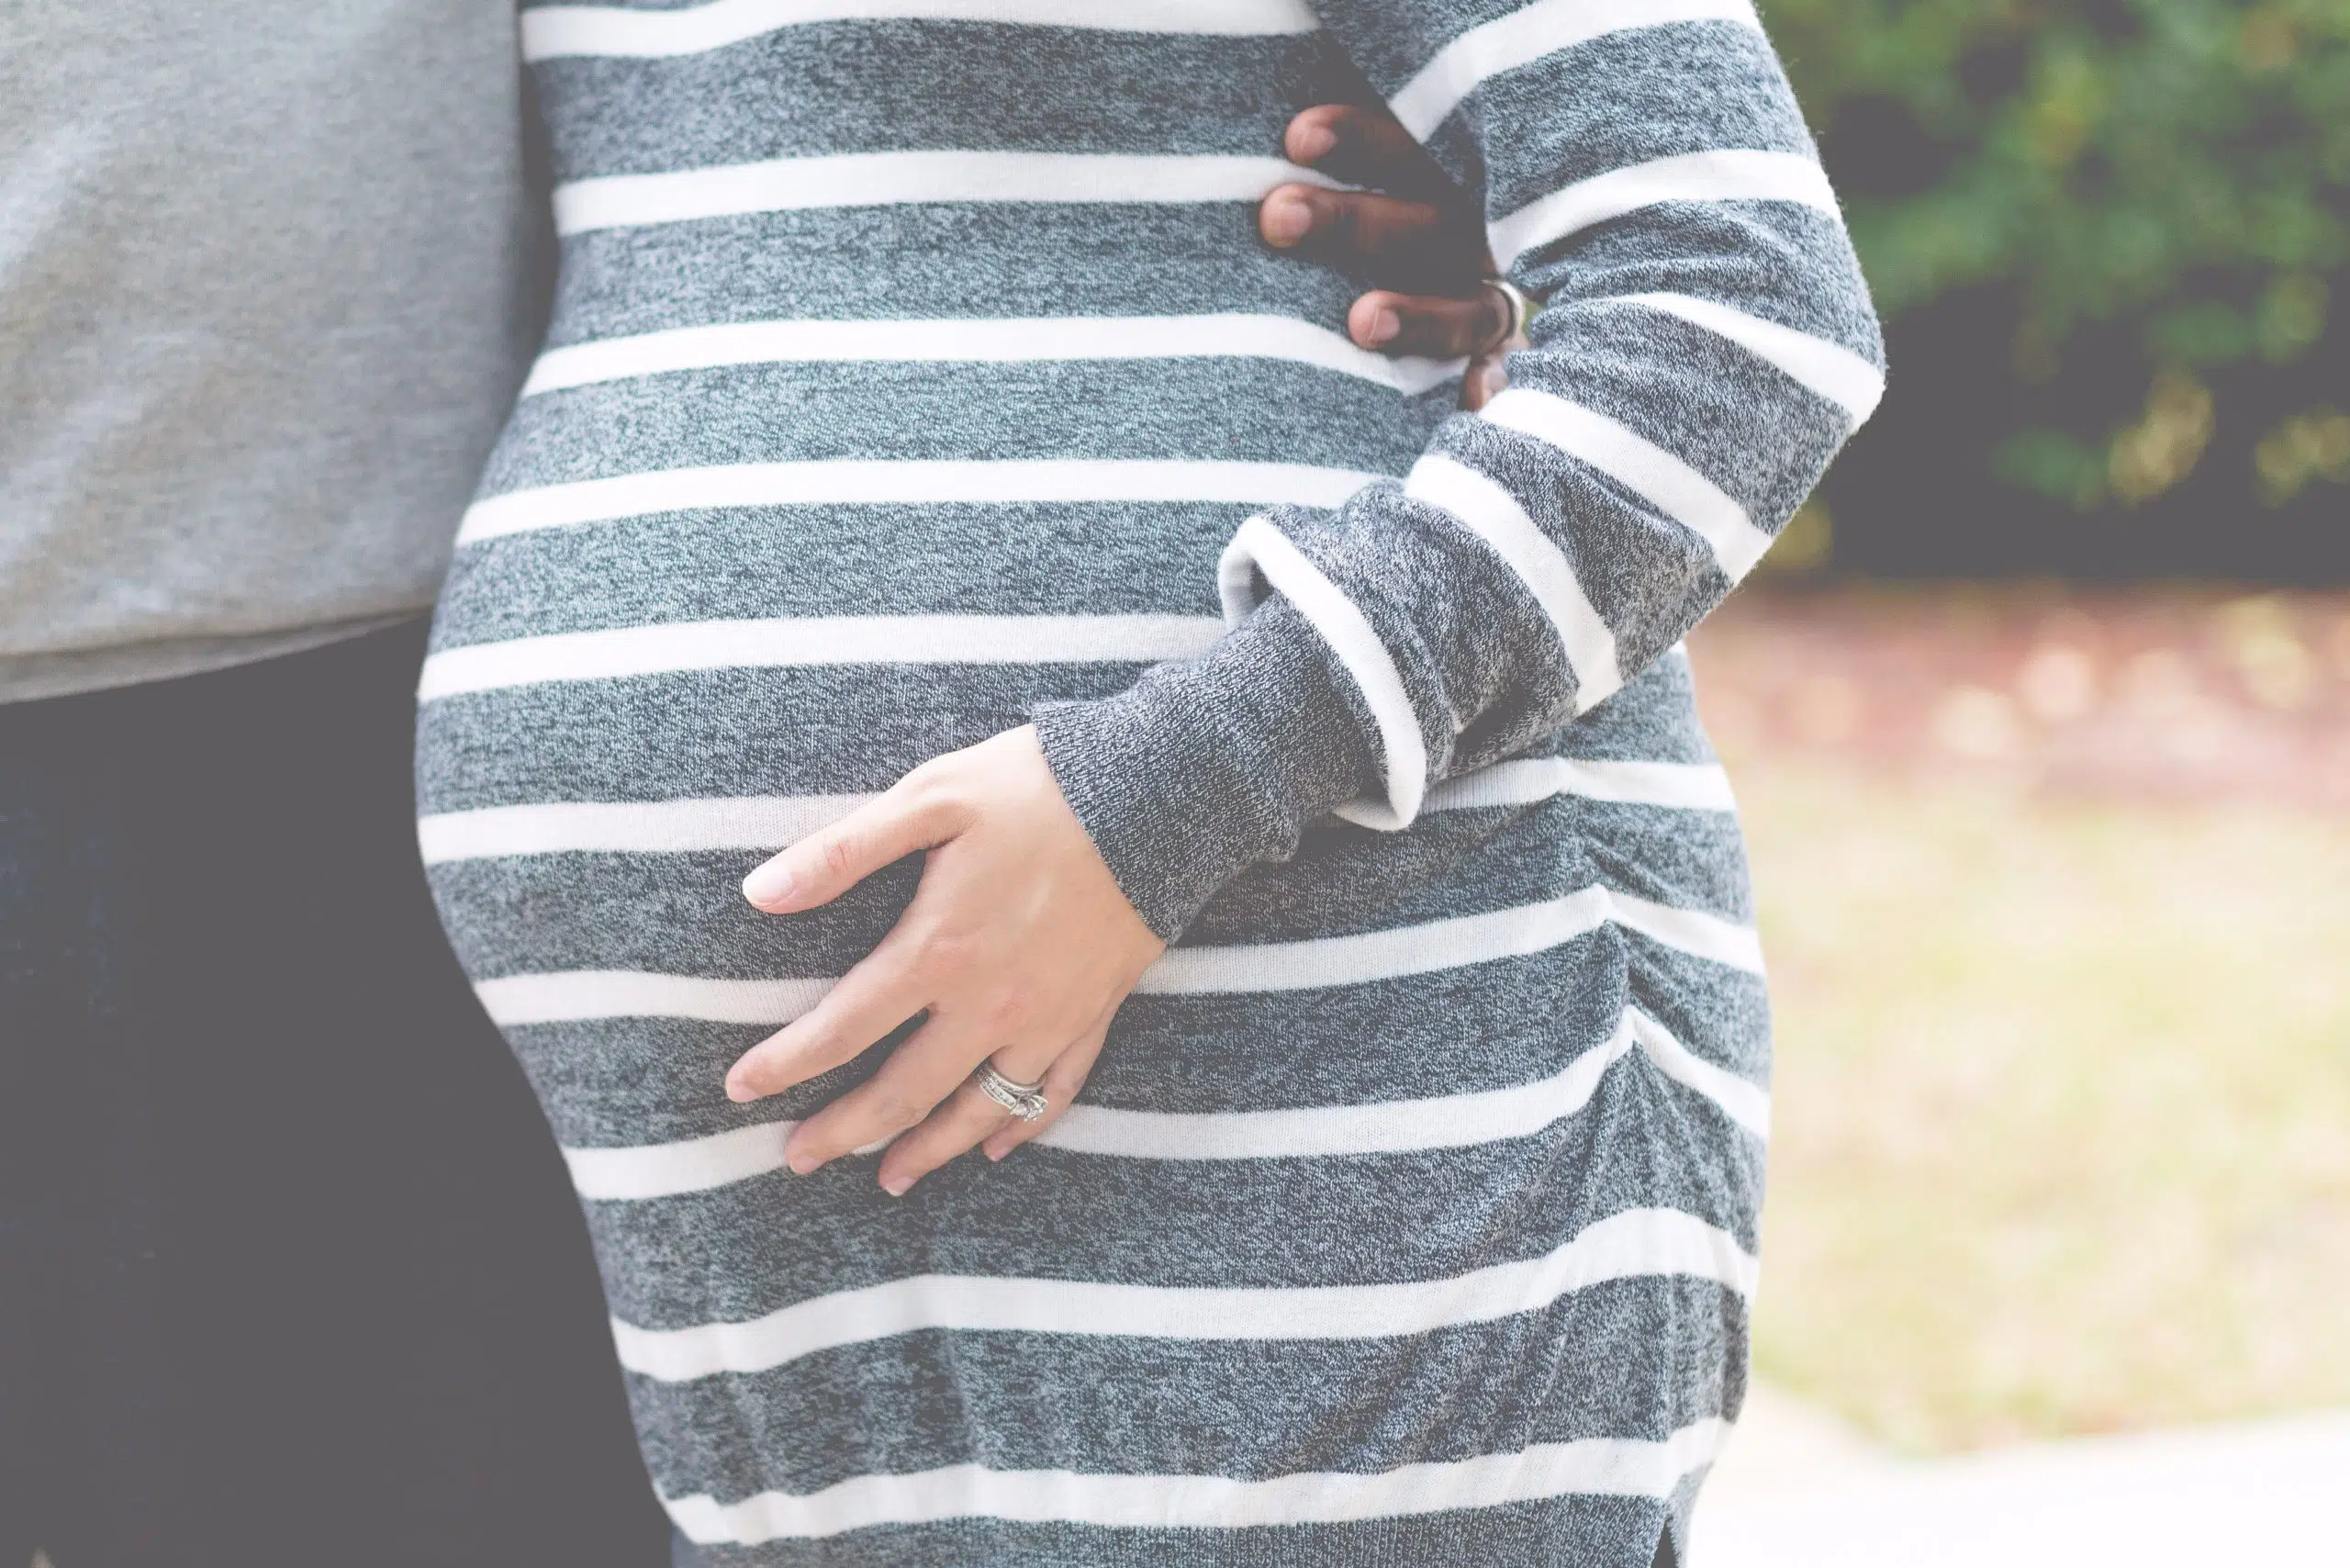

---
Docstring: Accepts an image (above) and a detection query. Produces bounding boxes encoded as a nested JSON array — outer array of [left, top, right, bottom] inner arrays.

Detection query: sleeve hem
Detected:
[[1031, 596, 1378, 943], [1218, 513, 1427, 831]]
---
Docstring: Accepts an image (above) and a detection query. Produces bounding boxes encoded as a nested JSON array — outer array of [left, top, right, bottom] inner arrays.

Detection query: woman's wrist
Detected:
[[1031, 598, 1378, 942]]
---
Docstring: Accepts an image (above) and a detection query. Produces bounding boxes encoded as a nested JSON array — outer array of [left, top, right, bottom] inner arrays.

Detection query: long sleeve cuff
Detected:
[[1030, 598, 1378, 943]]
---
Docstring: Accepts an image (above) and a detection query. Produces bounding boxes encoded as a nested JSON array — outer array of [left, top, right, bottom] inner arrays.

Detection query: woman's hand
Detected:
[[727, 725, 1164, 1194], [1259, 103, 1528, 409]]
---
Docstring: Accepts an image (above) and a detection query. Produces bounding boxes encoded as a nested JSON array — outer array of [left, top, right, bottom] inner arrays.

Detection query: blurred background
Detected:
[[1684, 0, 2345, 1556]]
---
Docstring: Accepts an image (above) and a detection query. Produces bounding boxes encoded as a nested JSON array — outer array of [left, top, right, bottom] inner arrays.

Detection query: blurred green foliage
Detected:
[[1762, 0, 2350, 514]]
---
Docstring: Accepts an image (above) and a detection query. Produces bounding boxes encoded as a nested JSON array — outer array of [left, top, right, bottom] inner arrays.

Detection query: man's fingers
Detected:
[[1270, 105, 1483, 292], [1259, 185, 1485, 295], [743, 776, 962, 913], [1348, 286, 1515, 360], [1283, 103, 1434, 192], [1461, 351, 1512, 412], [723, 934, 927, 1102], [1260, 184, 1442, 259]]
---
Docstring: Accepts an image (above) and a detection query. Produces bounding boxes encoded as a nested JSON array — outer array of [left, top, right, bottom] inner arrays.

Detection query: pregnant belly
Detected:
[[410, 333, 1742, 1127]]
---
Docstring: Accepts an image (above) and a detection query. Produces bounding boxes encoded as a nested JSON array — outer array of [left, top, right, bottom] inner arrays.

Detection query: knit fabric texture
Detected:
[[0, 0, 545, 701], [416, 2, 1882, 1563]]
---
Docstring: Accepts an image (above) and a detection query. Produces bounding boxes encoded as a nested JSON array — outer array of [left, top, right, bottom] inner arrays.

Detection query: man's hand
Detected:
[[727, 726, 1164, 1195], [1260, 103, 1526, 409]]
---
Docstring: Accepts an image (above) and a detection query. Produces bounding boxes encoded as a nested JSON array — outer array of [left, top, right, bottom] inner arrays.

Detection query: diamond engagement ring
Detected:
[[972, 1061, 1049, 1122]]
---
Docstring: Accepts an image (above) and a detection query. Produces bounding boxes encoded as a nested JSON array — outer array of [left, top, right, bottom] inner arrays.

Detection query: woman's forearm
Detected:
[[1037, 0, 1885, 940]]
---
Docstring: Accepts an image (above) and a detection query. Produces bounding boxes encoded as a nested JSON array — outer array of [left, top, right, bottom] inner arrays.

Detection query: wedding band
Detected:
[[973, 1061, 1048, 1122], [1483, 276, 1536, 346]]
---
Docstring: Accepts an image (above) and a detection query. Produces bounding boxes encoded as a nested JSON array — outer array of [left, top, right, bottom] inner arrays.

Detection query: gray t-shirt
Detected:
[[0, 0, 544, 702]]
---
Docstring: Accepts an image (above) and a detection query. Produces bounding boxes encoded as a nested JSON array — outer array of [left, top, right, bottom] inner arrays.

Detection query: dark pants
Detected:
[[0, 623, 667, 1568]]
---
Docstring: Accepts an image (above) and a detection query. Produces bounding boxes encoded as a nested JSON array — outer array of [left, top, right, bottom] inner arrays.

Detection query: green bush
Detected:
[[1762, 0, 2350, 517]]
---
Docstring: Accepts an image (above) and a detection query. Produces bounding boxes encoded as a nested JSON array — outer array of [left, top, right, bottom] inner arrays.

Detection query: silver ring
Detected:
[[1483, 276, 1536, 347], [972, 1061, 1048, 1122]]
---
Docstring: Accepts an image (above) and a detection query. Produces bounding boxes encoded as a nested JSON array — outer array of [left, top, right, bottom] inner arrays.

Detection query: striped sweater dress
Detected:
[[414, 1, 1882, 1562]]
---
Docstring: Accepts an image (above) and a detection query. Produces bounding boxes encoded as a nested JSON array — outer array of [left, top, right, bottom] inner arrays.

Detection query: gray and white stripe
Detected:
[[417, 0, 1871, 1559]]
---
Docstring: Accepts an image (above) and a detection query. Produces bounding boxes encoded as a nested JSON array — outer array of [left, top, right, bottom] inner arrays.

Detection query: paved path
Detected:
[[1693, 1386, 2350, 1566]]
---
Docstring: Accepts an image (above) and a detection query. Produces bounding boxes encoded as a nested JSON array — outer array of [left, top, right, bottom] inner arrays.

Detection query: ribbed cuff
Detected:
[[1031, 599, 1377, 943]]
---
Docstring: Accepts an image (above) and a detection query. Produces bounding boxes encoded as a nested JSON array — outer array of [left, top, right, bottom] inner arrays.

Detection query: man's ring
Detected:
[[1483, 276, 1535, 347], [973, 1061, 1048, 1122]]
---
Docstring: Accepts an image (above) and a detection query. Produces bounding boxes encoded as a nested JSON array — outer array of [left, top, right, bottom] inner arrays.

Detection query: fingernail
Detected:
[[1292, 123, 1337, 162], [725, 1073, 759, 1103], [881, 1175, 912, 1197], [1363, 307, 1400, 346], [1263, 195, 1312, 246], [742, 858, 796, 908], [786, 1150, 820, 1175]]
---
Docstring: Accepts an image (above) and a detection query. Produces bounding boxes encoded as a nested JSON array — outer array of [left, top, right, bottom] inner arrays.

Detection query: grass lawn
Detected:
[[1732, 760, 2350, 1453]]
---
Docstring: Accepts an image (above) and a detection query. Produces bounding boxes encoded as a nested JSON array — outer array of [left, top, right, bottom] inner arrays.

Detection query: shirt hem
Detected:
[[0, 611, 431, 705]]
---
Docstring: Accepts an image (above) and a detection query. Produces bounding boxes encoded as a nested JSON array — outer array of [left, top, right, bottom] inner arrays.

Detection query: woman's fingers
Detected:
[[723, 930, 928, 1102], [872, 1080, 1017, 1196], [786, 1015, 1049, 1175], [728, 722, 1155, 1182], [1348, 286, 1516, 361], [742, 772, 965, 914], [871, 1010, 1112, 1192], [982, 1014, 1111, 1162]]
